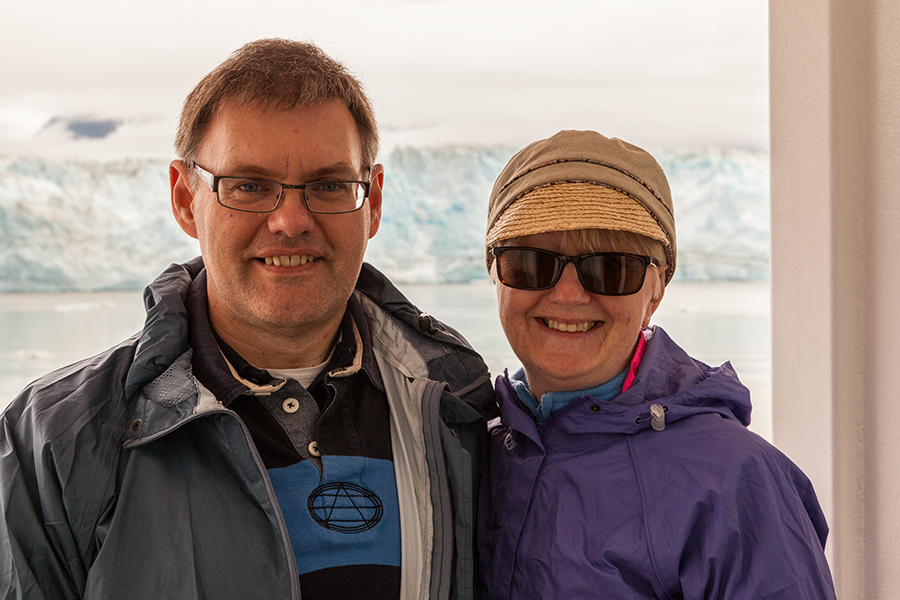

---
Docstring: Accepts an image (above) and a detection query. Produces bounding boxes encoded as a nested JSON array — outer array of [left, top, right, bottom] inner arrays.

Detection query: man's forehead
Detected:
[[197, 99, 365, 176]]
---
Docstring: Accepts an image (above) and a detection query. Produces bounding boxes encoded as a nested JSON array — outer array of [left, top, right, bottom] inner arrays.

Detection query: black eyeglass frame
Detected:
[[491, 246, 659, 296], [192, 162, 372, 214]]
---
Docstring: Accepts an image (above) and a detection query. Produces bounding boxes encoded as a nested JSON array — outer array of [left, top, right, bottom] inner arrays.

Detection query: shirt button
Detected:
[[308, 441, 321, 457], [282, 398, 299, 413]]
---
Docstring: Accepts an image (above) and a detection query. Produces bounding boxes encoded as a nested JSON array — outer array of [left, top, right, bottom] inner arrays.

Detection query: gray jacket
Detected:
[[0, 258, 496, 600]]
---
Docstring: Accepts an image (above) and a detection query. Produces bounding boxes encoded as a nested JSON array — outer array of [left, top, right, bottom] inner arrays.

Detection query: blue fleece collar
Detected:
[[509, 367, 628, 425]]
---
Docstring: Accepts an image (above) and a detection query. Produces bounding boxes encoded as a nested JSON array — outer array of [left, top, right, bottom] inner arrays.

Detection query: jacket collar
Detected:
[[126, 258, 494, 444]]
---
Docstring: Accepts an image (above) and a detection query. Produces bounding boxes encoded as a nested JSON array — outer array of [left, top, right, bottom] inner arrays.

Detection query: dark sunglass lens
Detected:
[[580, 254, 647, 295], [498, 249, 559, 289]]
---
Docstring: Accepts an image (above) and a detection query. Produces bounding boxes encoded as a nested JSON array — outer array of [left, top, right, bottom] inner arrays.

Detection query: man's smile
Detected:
[[263, 254, 318, 267]]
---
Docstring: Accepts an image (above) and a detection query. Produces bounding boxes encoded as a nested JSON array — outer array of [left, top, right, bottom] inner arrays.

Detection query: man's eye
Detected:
[[236, 181, 264, 193], [311, 181, 349, 194]]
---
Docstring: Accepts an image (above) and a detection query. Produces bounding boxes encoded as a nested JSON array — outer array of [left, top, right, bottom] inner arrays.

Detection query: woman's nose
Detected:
[[549, 263, 591, 303]]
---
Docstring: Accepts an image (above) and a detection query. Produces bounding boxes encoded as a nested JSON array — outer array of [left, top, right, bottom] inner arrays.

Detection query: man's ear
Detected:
[[170, 160, 199, 240], [366, 163, 384, 239]]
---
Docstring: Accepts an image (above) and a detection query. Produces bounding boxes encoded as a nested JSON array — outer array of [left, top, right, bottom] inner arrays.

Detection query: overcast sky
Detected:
[[0, 0, 768, 160]]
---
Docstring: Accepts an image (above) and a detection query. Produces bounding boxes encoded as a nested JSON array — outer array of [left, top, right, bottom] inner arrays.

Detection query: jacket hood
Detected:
[[125, 257, 203, 399], [496, 326, 751, 439]]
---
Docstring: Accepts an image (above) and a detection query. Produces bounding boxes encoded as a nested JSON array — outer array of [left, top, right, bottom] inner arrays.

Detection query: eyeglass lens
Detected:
[[496, 248, 650, 296], [218, 177, 365, 213]]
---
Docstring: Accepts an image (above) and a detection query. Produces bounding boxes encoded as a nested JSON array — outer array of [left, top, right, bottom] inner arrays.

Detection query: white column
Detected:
[[770, 0, 900, 596]]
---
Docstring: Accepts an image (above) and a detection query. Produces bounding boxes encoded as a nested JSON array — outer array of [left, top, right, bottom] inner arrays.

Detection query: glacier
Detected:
[[0, 146, 769, 292]]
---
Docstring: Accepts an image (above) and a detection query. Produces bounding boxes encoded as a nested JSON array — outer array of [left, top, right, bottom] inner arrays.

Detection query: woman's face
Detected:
[[495, 230, 666, 401]]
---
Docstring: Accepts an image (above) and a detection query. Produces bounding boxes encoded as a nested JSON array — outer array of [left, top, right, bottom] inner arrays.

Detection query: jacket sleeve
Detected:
[[1, 393, 85, 600], [1, 351, 135, 600], [662, 440, 837, 599]]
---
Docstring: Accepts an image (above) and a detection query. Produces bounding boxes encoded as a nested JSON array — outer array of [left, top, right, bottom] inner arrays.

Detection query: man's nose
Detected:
[[266, 189, 315, 237]]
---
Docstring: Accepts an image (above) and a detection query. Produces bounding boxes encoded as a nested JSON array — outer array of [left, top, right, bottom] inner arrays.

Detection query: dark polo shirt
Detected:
[[186, 270, 400, 600]]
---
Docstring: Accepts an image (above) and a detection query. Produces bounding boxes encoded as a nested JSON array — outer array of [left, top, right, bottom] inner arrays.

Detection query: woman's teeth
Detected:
[[544, 319, 596, 333], [265, 255, 316, 267]]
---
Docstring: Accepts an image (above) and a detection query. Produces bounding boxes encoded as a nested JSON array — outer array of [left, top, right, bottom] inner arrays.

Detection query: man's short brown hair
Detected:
[[175, 38, 379, 169]]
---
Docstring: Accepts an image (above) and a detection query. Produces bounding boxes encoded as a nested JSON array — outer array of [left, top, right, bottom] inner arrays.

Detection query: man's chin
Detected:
[[254, 307, 337, 332], [211, 271, 355, 336]]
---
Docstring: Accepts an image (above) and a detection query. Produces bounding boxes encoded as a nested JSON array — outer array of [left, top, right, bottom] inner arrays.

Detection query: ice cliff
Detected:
[[0, 145, 768, 292]]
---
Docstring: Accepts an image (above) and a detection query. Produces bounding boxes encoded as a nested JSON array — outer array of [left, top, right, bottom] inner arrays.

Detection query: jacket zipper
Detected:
[[421, 380, 453, 600]]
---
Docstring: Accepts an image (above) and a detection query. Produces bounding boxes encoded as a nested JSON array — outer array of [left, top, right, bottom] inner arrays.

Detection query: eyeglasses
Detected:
[[192, 163, 371, 214], [491, 246, 658, 296]]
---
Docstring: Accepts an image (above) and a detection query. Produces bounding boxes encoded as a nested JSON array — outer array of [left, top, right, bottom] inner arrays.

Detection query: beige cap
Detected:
[[485, 130, 676, 283]]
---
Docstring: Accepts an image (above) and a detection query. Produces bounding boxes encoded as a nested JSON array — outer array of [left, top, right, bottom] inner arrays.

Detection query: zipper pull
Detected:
[[650, 404, 666, 431]]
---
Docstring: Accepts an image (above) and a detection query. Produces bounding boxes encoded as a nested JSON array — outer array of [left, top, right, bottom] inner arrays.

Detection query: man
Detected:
[[0, 39, 496, 600]]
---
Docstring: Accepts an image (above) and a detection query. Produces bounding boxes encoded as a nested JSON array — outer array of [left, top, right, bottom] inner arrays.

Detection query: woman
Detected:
[[476, 130, 836, 599]]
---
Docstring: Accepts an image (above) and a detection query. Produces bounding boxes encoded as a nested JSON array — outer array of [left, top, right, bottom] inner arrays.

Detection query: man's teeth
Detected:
[[265, 255, 316, 267], [544, 319, 596, 333]]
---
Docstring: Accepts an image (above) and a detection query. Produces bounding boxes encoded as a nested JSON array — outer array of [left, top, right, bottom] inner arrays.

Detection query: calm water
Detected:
[[0, 281, 772, 440]]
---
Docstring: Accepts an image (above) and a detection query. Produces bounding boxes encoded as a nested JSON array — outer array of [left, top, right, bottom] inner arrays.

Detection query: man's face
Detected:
[[495, 230, 664, 400], [170, 100, 382, 358]]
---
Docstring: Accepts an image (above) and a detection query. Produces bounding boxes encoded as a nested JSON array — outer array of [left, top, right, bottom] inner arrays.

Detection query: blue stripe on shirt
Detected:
[[267, 455, 401, 574]]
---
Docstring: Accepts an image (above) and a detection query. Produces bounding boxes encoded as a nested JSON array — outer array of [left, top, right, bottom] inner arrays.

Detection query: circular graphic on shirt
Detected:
[[308, 482, 384, 533]]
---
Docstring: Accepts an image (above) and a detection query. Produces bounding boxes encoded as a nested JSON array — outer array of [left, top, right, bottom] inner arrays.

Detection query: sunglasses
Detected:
[[491, 247, 658, 296]]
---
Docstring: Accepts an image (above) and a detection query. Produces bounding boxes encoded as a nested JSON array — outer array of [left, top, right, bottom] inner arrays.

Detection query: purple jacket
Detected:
[[477, 326, 835, 599]]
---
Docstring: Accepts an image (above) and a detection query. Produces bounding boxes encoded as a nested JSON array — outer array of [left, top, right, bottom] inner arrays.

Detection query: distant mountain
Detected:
[[42, 117, 124, 139]]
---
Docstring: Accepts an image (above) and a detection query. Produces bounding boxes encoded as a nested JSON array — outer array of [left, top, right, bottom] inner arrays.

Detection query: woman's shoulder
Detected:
[[631, 411, 828, 551], [634, 409, 807, 487]]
